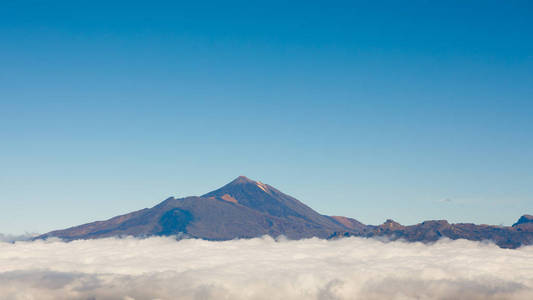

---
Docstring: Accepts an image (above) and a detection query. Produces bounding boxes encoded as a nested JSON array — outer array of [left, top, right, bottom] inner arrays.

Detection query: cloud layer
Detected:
[[1, 236, 532, 300]]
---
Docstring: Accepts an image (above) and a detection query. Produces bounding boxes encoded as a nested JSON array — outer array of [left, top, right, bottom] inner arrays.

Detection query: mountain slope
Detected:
[[330, 217, 533, 249], [202, 176, 343, 231]]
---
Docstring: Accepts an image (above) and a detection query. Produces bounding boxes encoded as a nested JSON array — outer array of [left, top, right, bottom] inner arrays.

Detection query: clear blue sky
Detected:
[[1, 1, 532, 234]]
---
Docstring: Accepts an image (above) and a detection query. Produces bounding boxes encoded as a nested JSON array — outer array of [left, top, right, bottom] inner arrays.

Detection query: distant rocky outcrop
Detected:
[[330, 216, 533, 248], [513, 214, 533, 226], [38, 176, 533, 248], [512, 215, 533, 233]]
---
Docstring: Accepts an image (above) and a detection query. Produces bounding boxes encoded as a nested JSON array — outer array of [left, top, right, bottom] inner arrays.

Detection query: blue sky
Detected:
[[1, 1, 532, 234]]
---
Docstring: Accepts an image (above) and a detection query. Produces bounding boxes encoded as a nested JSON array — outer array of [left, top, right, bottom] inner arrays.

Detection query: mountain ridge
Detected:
[[38, 176, 533, 248]]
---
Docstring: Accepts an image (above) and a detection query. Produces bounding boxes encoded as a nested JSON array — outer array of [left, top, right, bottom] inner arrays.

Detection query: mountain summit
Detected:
[[202, 176, 342, 230], [227, 175, 257, 185], [39, 176, 533, 248]]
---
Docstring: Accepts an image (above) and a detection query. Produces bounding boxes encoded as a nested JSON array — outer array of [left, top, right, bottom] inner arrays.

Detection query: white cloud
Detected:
[[0, 233, 38, 243], [0, 236, 532, 300]]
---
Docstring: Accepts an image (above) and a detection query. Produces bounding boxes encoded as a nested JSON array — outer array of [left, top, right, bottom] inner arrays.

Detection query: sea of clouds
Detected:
[[0, 236, 532, 300]]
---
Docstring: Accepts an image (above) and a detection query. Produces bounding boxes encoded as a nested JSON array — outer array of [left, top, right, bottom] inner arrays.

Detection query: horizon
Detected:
[[2, 1, 533, 235]]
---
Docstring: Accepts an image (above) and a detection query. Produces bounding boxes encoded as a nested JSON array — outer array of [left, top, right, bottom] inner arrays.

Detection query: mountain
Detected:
[[38, 176, 533, 248], [330, 218, 533, 249], [513, 214, 533, 227], [39, 176, 348, 240]]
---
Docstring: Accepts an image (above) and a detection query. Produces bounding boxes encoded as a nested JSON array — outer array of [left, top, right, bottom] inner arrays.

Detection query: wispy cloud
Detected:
[[0, 236, 532, 299]]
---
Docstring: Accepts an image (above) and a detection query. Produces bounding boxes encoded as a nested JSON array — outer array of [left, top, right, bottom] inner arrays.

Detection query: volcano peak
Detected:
[[229, 176, 256, 185]]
